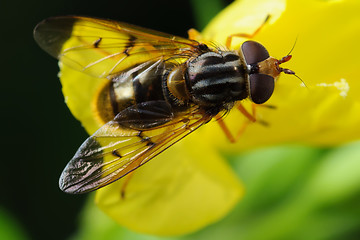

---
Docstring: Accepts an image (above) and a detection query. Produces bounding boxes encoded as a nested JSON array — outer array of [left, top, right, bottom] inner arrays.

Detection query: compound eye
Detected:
[[249, 73, 274, 104], [241, 41, 270, 65]]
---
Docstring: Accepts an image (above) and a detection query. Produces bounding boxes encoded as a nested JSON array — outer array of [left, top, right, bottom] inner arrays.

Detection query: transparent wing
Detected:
[[34, 16, 201, 78], [59, 104, 212, 194]]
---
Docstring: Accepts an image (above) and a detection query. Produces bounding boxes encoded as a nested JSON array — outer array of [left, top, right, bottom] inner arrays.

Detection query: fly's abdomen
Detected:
[[94, 61, 167, 123], [186, 51, 248, 106], [111, 61, 166, 112]]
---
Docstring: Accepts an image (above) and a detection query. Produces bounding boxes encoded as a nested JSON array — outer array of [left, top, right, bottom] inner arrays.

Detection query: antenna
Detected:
[[287, 36, 298, 56], [278, 37, 307, 88]]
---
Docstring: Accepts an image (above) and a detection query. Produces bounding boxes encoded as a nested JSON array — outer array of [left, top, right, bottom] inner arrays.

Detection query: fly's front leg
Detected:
[[237, 103, 257, 123], [216, 104, 256, 143], [233, 103, 258, 141], [226, 15, 270, 49], [216, 115, 236, 143], [217, 103, 275, 143]]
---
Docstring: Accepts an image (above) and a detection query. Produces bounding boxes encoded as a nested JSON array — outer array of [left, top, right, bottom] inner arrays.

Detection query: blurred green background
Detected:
[[2, 0, 360, 239]]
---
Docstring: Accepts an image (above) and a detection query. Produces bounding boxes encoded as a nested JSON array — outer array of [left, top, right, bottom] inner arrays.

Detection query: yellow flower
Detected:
[[59, 0, 360, 236], [200, 0, 360, 152]]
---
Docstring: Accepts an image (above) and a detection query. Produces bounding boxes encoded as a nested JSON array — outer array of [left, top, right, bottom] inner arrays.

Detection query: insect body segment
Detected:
[[187, 51, 248, 107], [33, 16, 296, 194]]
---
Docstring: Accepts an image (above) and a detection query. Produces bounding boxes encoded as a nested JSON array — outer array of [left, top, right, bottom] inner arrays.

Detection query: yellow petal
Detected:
[[59, 50, 243, 236], [95, 134, 243, 236], [200, 0, 360, 152], [59, 63, 106, 134], [59, 37, 244, 235], [202, 0, 286, 45], [58, 0, 360, 236]]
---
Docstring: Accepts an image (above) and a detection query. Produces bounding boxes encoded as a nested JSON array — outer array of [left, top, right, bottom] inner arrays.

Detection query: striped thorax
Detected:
[[186, 51, 248, 107]]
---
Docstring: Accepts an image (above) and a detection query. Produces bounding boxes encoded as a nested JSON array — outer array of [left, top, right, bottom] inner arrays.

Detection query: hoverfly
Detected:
[[34, 16, 295, 194]]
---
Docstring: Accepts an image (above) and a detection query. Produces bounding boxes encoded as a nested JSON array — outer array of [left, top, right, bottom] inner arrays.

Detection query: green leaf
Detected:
[[0, 208, 29, 240], [74, 142, 360, 240], [190, 0, 225, 30]]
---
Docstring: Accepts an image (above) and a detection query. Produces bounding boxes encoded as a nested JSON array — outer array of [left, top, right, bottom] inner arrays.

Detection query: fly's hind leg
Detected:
[[120, 171, 135, 199]]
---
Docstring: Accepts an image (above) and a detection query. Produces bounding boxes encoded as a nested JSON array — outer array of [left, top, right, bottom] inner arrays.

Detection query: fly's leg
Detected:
[[237, 103, 257, 123], [226, 15, 270, 49], [216, 116, 236, 143], [216, 104, 256, 143], [188, 28, 202, 41], [216, 103, 275, 143], [120, 171, 136, 199]]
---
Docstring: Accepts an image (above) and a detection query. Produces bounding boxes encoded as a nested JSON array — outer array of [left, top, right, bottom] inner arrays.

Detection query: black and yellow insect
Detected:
[[34, 16, 295, 194]]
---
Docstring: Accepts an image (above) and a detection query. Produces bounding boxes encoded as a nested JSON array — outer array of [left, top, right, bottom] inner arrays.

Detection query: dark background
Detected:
[[0, 0, 229, 239]]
